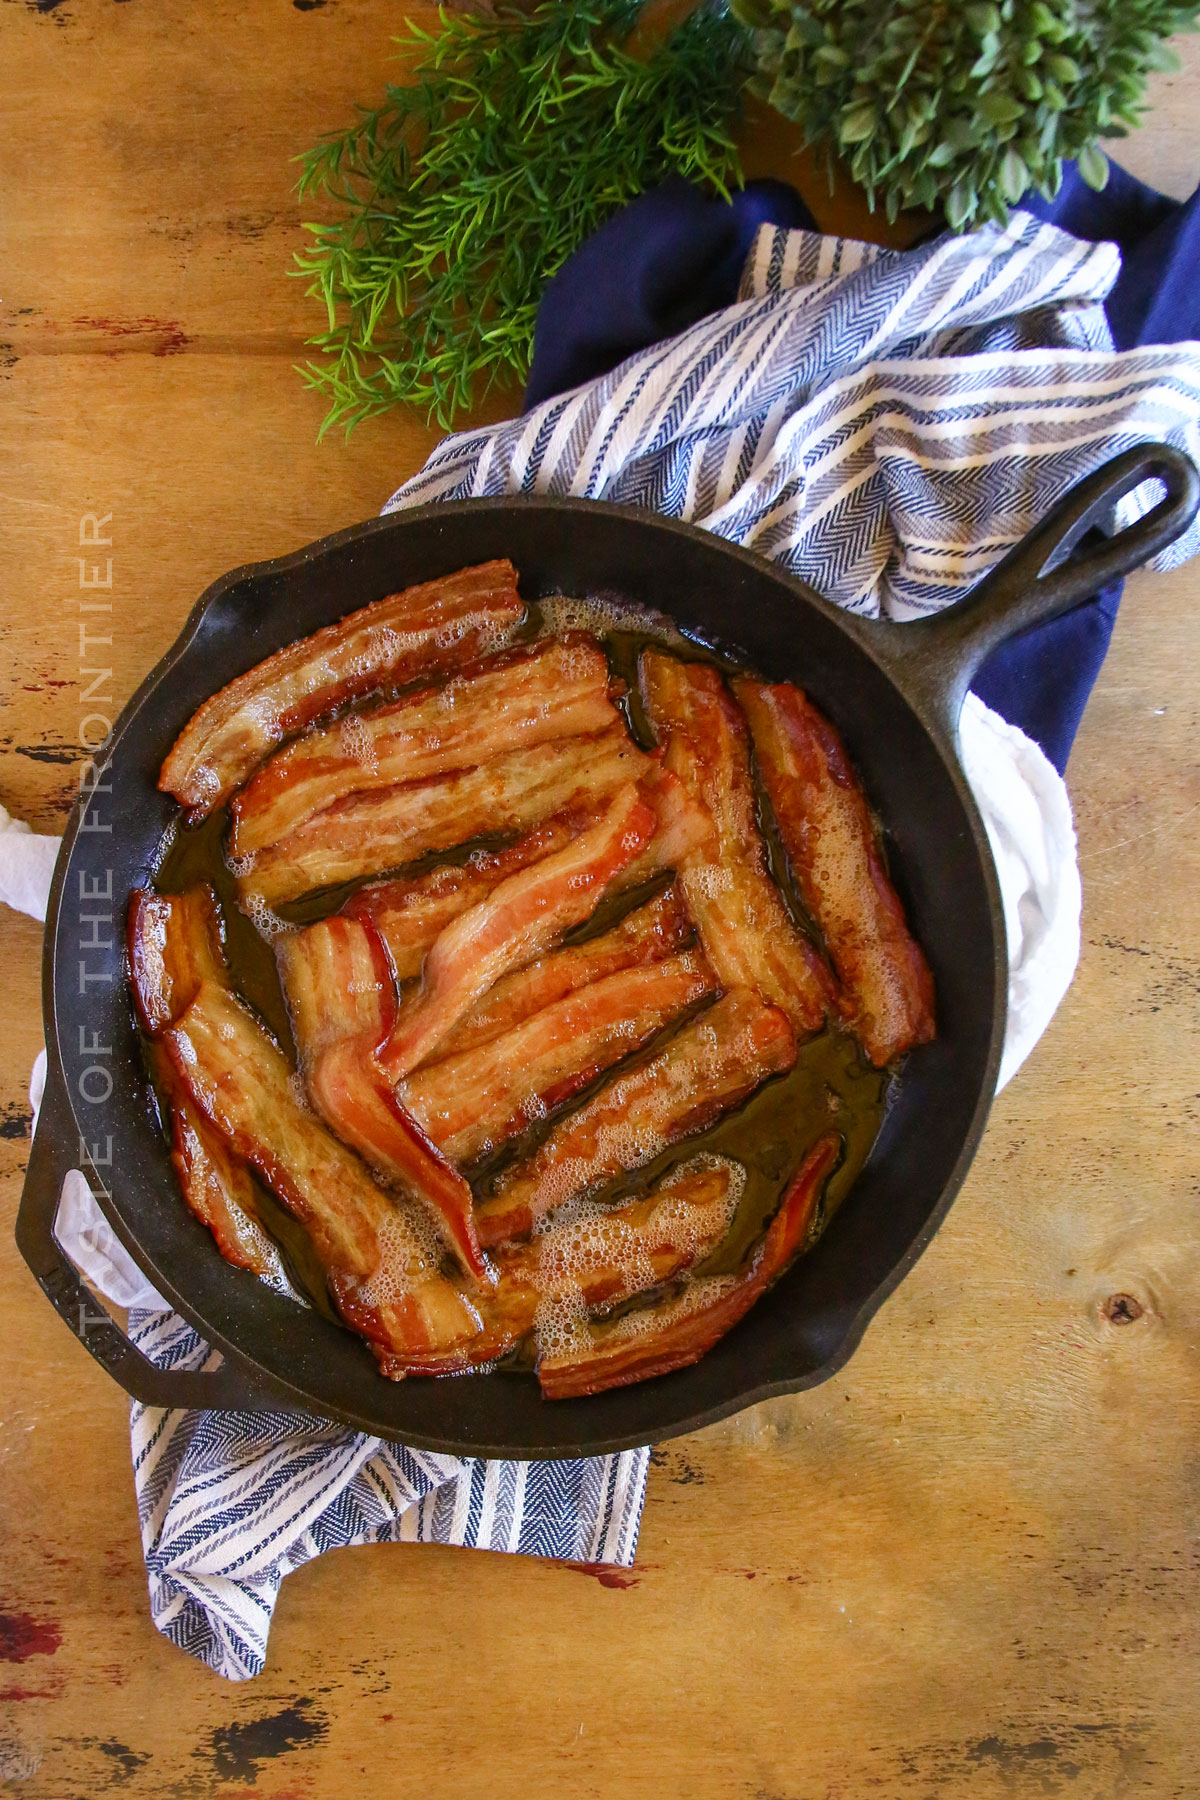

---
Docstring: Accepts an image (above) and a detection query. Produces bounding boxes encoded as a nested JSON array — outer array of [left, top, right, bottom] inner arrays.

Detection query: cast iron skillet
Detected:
[[16, 444, 1198, 1457]]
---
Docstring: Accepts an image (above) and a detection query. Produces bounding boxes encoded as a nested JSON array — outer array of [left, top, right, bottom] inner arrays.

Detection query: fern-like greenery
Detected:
[[295, 1, 749, 435]]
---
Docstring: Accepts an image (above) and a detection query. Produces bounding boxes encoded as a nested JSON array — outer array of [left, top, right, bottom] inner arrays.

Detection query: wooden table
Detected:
[[2, 7, 1198, 1796]]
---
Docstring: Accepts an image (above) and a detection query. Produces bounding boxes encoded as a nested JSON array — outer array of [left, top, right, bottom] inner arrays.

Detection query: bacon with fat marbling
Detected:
[[344, 815, 586, 982], [640, 652, 837, 1035], [475, 987, 797, 1247], [160, 560, 524, 817], [275, 914, 396, 1068], [377, 782, 659, 1079], [143, 1031, 294, 1291], [128, 885, 226, 1036], [163, 981, 484, 1368], [236, 723, 651, 910], [401, 949, 718, 1162], [733, 678, 935, 1066], [229, 636, 617, 860], [307, 1037, 488, 1285], [130, 887, 294, 1287], [273, 917, 484, 1282], [538, 1132, 840, 1397], [343, 763, 707, 984], [401, 1156, 743, 1375], [430, 884, 694, 1060]]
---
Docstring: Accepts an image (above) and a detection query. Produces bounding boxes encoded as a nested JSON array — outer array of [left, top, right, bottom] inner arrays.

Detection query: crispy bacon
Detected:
[[160, 560, 525, 817], [128, 885, 226, 1035], [538, 1133, 840, 1398], [164, 981, 484, 1367], [229, 637, 616, 859], [237, 723, 652, 909], [401, 950, 718, 1162], [273, 917, 484, 1281], [308, 1039, 488, 1285], [450, 1156, 743, 1363], [145, 1039, 293, 1289], [275, 915, 396, 1068], [345, 766, 706, 985], [377, 783, 659, 1079], [640, 652, 837, 1035], [618, 762, 714, 886], [734, 678, 936, 1066], [345, 815, 586, 981], [431, 885, 694, 1060], [133, 890, 299, 1289], [475, 987, 797, 1247], [170, 1094, 294, 1289]]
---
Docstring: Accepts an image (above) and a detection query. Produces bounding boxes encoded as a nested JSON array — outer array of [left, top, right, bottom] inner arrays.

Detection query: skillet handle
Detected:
[[16, 1065, 273, 1412], [876, 442, 1200, 738]]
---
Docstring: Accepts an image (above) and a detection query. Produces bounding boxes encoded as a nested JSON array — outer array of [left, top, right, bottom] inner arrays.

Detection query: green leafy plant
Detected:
[[731, 0, 1200, 229], [295, 1, 749, 435]]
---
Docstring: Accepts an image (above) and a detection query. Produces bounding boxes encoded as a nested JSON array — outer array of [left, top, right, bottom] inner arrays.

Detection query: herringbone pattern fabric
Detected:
[[130, 1312, 647, 1680]]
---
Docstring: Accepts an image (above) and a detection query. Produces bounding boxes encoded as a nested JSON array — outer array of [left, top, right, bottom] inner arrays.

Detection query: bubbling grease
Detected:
[[539, 592, 690, 649], [529, 1153, 745, 1363], [355, 1196, 443, 1314], [238, 892, 291, 942]]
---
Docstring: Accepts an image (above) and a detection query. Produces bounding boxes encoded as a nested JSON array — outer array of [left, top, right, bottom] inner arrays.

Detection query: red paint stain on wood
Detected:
[[0, 1679, 62, 1700], [559, 1559, 640, 1589], [0, 1612, 62, 1661], [72, 315, 189, 356]]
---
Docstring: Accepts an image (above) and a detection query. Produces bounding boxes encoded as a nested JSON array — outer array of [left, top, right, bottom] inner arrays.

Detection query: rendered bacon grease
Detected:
[[133, 559, 935, 1396]]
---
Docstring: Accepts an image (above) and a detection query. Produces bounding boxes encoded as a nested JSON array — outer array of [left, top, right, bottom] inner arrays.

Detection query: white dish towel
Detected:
[[6, 208, 1200, 1680]]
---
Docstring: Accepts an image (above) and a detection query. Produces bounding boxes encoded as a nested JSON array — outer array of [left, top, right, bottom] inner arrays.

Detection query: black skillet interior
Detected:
[[31, 498, 1002, 1458]]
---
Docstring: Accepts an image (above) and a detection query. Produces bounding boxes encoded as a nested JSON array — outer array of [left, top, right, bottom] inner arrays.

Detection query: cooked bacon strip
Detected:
[[308, 1039, 488, 1285], [538, 1133, 840, 1398], [275, 915, 396, 1068], [143, 1038, 293, 1290], [733, 678, 936, 1065], [160, 560, 524, 817], [169, 1088, 295, 1290], [413, 1157, 744, 1371], [345, 766, 705, 984], [128, 885, 226, 1035], [476, 987, 797, 1247], [132, 890, 299, 1289], [229, 637, 617, 859], [164, 982, 483, 1367], [345, 815, 585, 981], [273, 917, 484, 1282], [237, 723, 651, 909], [402, 950, 718, 1162], [378, 783, 658, 1079], [618, 762, 714, 887], [431, 885, 694, 1060], [640, 652, 837, 1034]]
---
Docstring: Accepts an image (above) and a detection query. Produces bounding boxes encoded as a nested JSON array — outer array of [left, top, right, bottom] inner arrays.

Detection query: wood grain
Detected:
[[1, 4, 1198, 1797]]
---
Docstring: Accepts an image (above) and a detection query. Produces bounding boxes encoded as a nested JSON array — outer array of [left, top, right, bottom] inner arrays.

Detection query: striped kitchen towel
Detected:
[[386, 205, 1200, 1086], [25, 204, 1200, 1686], [129, 1314, 645, 1682]]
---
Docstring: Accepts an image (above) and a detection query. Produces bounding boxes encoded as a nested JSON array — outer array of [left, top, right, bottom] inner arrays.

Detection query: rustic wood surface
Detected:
[[1, 5, 1198, 1796]]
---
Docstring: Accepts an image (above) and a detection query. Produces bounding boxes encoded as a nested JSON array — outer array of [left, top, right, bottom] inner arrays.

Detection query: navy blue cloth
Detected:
[[525, 163, 1200, 772], [525, 178, 815, 408]]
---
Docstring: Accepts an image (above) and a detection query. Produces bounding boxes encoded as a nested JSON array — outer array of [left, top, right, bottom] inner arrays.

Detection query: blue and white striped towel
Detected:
[[10, 207, 1200, 1683]]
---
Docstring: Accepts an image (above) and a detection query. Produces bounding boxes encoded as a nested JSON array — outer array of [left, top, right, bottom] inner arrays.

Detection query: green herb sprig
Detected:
[[295, 1, 749, 436], [731, 0, 1200, 230]]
